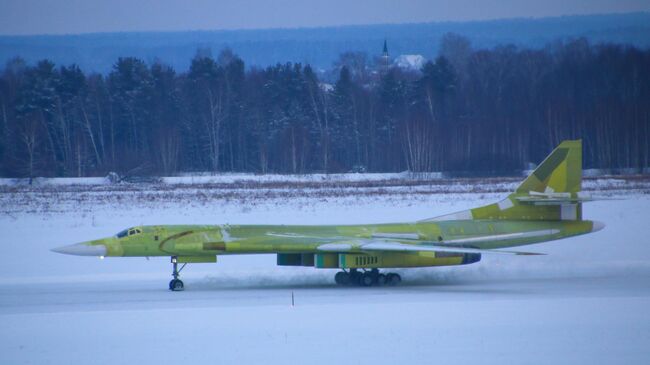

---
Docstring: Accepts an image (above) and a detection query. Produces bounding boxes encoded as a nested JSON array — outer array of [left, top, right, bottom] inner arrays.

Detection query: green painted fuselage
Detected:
[[86, 218, 597, 268]]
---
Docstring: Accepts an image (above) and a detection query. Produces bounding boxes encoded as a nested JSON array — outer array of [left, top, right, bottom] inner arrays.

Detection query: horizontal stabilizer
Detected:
[[515, 192, 618, 205], [515, 197, 590, 205]]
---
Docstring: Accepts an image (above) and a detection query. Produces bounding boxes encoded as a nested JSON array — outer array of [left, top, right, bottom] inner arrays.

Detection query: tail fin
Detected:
[[516, 140, 582, 194], [425, 140, 585, 222]]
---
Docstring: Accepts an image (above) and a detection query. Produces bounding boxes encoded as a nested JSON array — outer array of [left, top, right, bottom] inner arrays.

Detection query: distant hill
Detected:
[[1, 12, 649, 73]]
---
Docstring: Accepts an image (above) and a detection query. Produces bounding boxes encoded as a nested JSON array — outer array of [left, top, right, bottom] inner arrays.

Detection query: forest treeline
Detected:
[[0, 35, 648, 178]]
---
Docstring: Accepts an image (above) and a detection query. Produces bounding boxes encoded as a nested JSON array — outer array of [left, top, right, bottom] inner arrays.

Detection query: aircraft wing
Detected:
[[360, 241, 542, 255], [269, 230, 549, 255], [317, 238, 545, 256]]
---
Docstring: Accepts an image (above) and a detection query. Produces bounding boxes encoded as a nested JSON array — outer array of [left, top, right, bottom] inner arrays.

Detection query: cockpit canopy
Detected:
[[116, 227, 142, 239]]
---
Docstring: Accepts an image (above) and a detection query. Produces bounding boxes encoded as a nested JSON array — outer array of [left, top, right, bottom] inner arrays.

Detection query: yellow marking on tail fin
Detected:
[[517, 140, 582, 194]]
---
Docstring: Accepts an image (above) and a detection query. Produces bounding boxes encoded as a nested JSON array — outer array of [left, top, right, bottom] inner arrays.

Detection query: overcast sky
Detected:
[[1, 0, 649, 35]]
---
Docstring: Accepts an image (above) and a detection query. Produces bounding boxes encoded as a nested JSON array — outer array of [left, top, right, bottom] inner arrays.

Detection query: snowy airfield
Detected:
[[1, 174, 649, 364]]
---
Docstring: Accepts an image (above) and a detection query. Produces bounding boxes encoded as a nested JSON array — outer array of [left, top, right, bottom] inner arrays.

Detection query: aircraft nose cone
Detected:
[[51, 243, 107, 256], [591, 220, 605, 232]]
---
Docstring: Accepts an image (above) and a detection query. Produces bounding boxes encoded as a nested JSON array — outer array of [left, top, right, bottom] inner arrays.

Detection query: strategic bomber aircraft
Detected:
[[53, 140, 604, 291]]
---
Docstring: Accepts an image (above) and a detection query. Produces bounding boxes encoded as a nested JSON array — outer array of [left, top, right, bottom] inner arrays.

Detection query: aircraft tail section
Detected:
[[424, 140, 588, 222], [515, 140, 582, 194]]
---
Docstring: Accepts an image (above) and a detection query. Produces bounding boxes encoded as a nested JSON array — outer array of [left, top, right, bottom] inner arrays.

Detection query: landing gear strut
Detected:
[[169, 256, 186, 291], [334, 268, 401, 287]]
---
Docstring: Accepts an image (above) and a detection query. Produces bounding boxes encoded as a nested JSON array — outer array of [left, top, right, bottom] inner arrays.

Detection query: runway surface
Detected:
[[2, 267, 649, 364]]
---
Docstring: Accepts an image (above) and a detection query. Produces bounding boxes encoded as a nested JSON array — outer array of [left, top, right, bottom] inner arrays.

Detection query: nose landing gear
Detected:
[[169, 256, 186, 291], [334, 268, 401, 287]]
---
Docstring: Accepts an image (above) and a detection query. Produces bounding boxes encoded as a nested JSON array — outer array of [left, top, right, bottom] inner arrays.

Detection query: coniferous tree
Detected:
[[0, 40, 648, 177]]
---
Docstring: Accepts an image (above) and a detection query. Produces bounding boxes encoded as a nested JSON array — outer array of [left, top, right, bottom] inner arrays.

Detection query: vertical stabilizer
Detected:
[[424, 140, 585, 222], [516, 140, 582, 194]]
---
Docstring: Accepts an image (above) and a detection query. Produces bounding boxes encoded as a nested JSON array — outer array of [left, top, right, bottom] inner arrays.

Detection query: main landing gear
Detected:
[[169, 256, 186, 291], [334, 268, 401, 287]]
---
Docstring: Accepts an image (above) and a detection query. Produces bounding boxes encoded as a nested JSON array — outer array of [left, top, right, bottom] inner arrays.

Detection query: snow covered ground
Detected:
[[1, 176, 649, 364]]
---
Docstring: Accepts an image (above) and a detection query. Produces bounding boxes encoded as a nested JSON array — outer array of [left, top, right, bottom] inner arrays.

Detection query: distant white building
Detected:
[[393, 54, 426, 71], [319, 83, 334, 92]]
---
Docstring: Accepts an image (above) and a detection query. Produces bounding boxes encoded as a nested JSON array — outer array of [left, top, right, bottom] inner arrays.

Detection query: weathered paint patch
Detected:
[[561, 204, 578, 220], [498, 198, 514, 210], [203, 242, 226, 251], [431, 210, 473, 221], [315, 253, 339, 268]]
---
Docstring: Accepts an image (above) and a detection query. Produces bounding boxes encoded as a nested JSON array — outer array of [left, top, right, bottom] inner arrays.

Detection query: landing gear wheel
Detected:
[[335, 271, 351, 285], [376, 273, 387, 286], [349, 269, 361, 286], [169, 279, 184, 291], [360, 272, 374, 287], [386, 273, 401, 286], [168, 256, 187, 291]]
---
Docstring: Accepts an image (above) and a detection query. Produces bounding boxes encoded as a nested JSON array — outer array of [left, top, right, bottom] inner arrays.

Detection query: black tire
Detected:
[[335, 271, 350, 285], [360, 272, 374, 287], [376, 273, 387, 286], [387, 273, 401, 286], [350, 270, 361, 286], [169, 279, 184, 291]]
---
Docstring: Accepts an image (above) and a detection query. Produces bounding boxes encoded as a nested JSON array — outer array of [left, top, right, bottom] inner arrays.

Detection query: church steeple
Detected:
[[381, 39, 390, 72]]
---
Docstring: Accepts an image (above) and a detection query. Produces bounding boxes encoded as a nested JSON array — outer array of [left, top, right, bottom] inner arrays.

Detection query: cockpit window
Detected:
[[116, 228, 141, 238]]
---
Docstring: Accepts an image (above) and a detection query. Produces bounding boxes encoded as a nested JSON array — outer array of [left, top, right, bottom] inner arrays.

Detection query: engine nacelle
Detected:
[[277, 253, 316, 266], [338, 252, 481, 268], [277, 252, 481, 269]]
